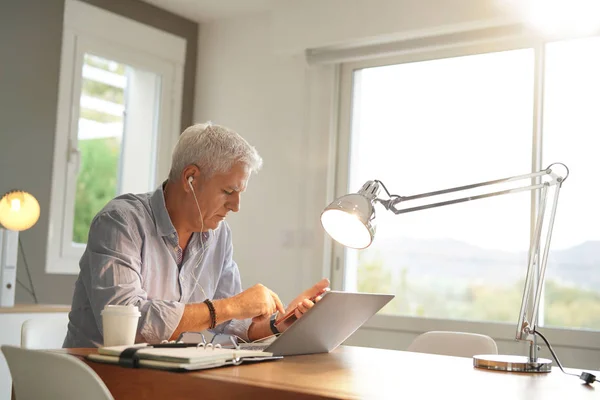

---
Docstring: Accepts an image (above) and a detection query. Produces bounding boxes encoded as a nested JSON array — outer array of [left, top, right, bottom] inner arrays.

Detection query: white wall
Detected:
[[194, 2, 600, 371], [194, 13, 334, 303]]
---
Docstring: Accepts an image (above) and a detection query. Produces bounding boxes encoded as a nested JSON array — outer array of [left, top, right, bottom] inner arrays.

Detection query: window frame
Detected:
[[332, 35, 600, 349], [46, 0, 185, 274]]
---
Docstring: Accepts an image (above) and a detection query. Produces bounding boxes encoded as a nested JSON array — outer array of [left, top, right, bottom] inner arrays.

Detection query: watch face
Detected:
[[270, 315, 280, 334]]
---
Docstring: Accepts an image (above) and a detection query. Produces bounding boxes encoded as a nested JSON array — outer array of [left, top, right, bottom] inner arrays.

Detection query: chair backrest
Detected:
[[21, 316, 69, 349], [407, 331, 498, 358], [1, 345, 114, 400]]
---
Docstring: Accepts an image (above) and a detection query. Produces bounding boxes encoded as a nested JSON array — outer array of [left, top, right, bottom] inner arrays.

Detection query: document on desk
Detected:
[[87, 343, 282, 371]]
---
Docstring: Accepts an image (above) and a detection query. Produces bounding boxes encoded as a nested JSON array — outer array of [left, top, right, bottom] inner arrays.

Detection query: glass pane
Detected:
[[542, 36, 600, 330], [345, 48, 535, 323], [73, 54, 125, 244], [73, 53, 160, 244]]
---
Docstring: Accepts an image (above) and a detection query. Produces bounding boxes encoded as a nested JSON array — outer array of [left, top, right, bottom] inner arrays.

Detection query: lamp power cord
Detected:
[[533, 329, 597, 385]]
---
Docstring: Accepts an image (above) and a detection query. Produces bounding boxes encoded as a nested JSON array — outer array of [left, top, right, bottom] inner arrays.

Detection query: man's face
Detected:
[[191, 162, 250, 231]]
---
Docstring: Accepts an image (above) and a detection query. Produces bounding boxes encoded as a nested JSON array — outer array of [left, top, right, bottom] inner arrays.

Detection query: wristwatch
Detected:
[[269, 314, 280, 335]]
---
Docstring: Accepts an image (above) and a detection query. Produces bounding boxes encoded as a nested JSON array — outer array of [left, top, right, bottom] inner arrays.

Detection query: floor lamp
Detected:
[[0, 190, 40, 307]]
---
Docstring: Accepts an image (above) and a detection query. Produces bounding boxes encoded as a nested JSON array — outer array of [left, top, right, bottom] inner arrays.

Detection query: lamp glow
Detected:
[[321, 190, 377, 249], [0, 191, 40, 231], [321, 209, 372, 249], [10, 198, 21, 212]]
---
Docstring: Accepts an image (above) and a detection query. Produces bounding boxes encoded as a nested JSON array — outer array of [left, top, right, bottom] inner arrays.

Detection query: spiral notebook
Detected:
[[87, 343, 281, 371]]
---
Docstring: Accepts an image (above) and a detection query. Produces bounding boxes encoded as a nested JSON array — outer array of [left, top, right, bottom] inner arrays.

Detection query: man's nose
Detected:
[[227, 193, 240, 212]]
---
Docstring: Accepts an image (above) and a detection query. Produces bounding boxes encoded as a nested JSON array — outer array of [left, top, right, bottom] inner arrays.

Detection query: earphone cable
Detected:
[[186, 179, 211, 303]]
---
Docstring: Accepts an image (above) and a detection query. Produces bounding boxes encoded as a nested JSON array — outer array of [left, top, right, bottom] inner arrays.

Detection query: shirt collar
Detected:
[[150, 182, 214, 243], [150, 181, 177, 238]]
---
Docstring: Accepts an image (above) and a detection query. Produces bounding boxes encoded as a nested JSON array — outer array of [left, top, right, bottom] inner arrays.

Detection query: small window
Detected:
[[71, 53, 161, 245]]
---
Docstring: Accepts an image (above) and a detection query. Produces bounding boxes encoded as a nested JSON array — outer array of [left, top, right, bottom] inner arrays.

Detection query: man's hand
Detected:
[[229, 284, 286, 322], [275, 278, 330, 332]]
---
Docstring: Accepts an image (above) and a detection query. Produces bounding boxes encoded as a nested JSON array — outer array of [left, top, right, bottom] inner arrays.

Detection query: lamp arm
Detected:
[[379, 167, 556, 215], [380, 182, 549, 215], [518, 181, 563, 341], [373, 163, 567, 346]]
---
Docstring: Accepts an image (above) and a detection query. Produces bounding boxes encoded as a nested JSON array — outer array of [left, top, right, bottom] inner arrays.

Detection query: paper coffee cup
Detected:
[[101, 304, 141, 347]]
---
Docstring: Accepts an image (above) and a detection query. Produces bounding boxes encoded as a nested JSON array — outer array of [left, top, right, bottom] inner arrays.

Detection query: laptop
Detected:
[[238, 291, 394, 356]]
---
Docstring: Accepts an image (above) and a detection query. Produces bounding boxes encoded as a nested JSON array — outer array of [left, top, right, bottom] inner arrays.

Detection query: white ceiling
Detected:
[[141, 0, 275, 22]]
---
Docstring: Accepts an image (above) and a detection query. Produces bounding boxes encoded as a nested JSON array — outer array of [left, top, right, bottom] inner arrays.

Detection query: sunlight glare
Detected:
[[516, 0, 600, 37]]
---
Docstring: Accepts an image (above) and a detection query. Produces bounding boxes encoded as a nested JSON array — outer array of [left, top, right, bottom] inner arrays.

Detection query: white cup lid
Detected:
[[101, 304, 141, 317]]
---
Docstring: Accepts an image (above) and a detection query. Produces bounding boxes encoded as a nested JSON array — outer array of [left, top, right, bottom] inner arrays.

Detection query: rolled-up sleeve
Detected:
[[212, 227, 251, 341], [83, 210, 184, 344]]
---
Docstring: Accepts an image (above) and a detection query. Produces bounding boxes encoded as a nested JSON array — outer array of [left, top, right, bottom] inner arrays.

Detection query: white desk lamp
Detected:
[[321, 163, 568, 373], [0, 190, 40, 307]]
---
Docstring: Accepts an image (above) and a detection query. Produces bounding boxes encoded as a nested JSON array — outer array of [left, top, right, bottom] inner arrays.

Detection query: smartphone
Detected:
[[274, 290, 329, 326]]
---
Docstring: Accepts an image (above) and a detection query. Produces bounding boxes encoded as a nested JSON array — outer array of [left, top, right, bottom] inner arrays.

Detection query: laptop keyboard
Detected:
[[238, 343, 270, 351]]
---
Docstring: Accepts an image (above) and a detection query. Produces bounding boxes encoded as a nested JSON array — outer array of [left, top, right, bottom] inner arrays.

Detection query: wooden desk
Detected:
[[0, 304, 70, 314], [62, 346, 597, 399]]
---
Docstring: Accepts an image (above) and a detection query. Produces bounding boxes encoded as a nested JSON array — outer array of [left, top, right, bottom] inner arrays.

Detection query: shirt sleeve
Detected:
[[211, 225, 252, 341], [81, 209, 185, 344]]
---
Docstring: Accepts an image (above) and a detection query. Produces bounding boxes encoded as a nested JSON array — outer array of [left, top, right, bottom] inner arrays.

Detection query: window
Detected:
[[72, 54, 129, 244], [46, 0, 185, 274], [542, 36, 600, 330], [70, 54, 162, 244], [336, 37, 599, 331]]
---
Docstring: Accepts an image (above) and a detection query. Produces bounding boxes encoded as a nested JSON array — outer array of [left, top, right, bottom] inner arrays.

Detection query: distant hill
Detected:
[[360, 237, 600, 290], [548, 241, 600, 290]]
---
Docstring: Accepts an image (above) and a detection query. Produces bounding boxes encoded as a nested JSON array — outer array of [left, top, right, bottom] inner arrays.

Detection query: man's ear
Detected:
[[182, 165, 201, 192]]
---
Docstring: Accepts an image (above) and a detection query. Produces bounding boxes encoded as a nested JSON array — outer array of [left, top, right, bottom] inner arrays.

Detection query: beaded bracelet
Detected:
[[203, 299, 217, 329]]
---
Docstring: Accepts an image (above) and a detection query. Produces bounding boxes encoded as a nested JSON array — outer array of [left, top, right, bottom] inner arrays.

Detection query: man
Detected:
[[63, 122, 329, 347]]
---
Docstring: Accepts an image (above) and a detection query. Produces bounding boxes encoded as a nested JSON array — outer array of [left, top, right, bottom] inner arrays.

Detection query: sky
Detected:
[[348, 36, 600, 252]]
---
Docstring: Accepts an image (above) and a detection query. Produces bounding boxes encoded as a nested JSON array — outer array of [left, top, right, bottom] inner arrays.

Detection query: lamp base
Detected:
[[473, 354, 552, 373]]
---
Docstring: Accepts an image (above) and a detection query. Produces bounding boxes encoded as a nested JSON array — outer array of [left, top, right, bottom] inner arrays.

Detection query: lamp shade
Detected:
[[321, 193, 376, 249], [0, 190, 40, 231]]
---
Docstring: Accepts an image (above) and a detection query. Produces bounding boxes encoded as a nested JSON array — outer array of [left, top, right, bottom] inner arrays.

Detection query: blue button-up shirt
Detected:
[[63, 184, 251, 348]]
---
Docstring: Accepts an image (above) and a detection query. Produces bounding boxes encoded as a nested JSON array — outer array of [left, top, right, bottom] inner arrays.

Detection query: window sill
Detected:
[[362, 314, 600, 351], [45, 256, 80, 275]]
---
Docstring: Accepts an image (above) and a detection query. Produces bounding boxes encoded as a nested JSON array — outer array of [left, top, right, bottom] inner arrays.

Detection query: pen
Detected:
[[152, 343, 199, 348]]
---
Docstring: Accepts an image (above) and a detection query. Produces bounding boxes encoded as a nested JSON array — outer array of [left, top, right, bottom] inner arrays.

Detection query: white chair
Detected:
[[21, 316, 69, 349], [1, 345, 113, 400], [407, 331, 498, 358]]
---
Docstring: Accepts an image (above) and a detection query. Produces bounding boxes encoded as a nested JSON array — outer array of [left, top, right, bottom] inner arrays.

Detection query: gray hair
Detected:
[[168, 122, 263, 181]]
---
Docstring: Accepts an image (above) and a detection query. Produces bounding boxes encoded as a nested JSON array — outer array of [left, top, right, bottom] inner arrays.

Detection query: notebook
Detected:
[[87, 343, 281, 371]]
